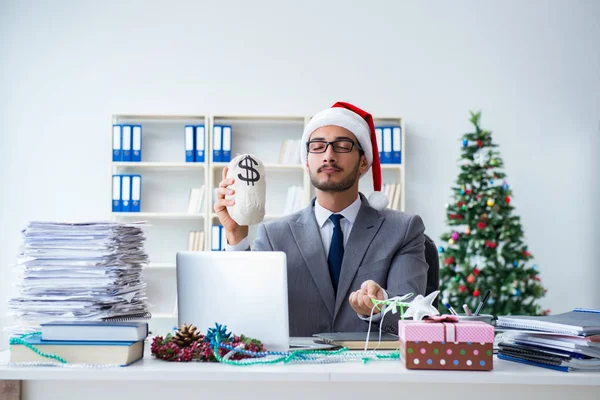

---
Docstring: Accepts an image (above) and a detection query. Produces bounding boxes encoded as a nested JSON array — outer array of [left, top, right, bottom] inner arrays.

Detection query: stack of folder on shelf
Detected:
[[7, 221, 150, 336], [10, 321, 148, 366], [495, 309, 600, 372]]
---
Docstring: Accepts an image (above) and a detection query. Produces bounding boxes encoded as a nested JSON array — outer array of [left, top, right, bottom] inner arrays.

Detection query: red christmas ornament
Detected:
[[473, 289, 480, 297], [467, 274, 476, 284], [444, 256, 455, 266], [477, 140, 483, 147], [473, 268, 480, 276], [449, 214, 465, 220], [522, 250, 532, 257], [485, 240, 497, 249], [465, 189, 472, 195], [505, 196, 511, 204], [476, 193, 481, 200], [459, 285, 467, 293], [456, 201, 465, 207], [477, 222, 486, 230]]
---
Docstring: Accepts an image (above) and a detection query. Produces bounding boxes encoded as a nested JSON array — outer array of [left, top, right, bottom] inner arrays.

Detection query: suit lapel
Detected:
[[289, 201, 335, 318], [334, 196, 385, 319]]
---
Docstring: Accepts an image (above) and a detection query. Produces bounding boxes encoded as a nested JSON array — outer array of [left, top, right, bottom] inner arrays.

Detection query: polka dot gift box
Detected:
[[398, 320, 494, 371]]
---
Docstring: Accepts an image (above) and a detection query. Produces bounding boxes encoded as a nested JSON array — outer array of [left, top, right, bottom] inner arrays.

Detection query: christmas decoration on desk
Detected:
[[151, 323, 266, 362], [439, 111, 547, 317], [151, 323, 400, 366], [226, 153, 267, 225]]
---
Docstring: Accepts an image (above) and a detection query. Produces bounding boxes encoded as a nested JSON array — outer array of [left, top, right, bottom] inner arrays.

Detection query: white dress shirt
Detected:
[[225, 196, 387, 320]]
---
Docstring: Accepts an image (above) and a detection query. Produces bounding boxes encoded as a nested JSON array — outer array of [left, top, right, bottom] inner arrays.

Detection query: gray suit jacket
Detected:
[[253, 193, 428, 336]]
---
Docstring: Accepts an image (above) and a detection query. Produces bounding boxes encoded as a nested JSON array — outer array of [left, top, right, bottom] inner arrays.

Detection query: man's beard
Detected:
[[309, 162, 360, 192]]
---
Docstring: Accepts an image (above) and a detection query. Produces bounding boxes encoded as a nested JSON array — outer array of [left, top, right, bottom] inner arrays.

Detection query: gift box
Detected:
[[398, 320, 494, 371]]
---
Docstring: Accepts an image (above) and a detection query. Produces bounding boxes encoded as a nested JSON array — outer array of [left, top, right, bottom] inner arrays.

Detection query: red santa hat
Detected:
[[301, 101, 388, 210]]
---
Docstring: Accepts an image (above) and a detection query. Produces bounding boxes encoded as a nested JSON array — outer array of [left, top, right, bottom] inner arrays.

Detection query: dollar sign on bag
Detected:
[[238, 155, 260, 186]]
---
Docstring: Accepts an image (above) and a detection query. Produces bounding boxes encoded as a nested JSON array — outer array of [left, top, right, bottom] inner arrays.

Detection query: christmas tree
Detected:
[[438, 111, 548, 317]]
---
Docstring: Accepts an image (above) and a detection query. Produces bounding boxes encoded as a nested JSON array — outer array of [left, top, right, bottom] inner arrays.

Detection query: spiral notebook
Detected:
[[496, 309, 600, 337]]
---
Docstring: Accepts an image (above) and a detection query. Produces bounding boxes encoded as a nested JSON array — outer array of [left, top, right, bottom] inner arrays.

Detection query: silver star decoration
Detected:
[[403, 290, 440, 321]]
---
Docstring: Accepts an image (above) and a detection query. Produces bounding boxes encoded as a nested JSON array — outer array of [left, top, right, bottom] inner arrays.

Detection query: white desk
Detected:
[[1, 350, 599, 400]]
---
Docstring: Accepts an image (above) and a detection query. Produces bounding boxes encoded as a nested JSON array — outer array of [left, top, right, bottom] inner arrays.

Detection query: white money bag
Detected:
[[226, 153, 266, 226]]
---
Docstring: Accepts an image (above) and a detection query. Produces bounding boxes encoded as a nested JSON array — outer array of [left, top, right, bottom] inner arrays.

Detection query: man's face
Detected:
[[306, 126, 368, 193]]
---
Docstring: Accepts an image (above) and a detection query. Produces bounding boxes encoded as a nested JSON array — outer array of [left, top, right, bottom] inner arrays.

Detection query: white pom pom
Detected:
[[368, 191, 389, 210]]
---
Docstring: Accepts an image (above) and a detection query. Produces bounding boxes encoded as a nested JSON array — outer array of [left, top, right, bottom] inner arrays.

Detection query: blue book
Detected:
[[112, 125, 122, 161], [10, 333, 144, 366], [498, 353, 569, 372], [41, 321, 148, 342]]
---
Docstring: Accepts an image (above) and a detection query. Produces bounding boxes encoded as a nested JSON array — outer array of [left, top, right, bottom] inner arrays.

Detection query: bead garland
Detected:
[[10, 332, 68, 364]]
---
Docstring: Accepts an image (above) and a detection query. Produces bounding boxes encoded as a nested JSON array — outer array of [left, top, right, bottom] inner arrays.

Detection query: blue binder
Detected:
[[195, 125, 205, 163], [213, 125, 223, 162], [219, 225, 226, 250], [112, 125, 122, 162], [211, 225, 221, 251], [382, 127, 392, 164], [121, 125, 132, 162], [222, 125, 232, 163], [131, 175, 141, 212], [392, 126, 402, 164], [375, 127, 383, 163], [184, 125, 195, 162], [112, 175, 121, 212], [121, 175, 132, 212], [132, 125, 142, 162]]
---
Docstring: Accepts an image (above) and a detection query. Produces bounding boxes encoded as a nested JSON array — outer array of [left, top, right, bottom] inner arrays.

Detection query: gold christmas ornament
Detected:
[[448, 238, 455, 245], [487, 198, 495, 207]]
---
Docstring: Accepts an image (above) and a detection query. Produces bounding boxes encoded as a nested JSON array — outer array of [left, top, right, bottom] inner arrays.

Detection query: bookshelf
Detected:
[[109, 113, 405, 333]]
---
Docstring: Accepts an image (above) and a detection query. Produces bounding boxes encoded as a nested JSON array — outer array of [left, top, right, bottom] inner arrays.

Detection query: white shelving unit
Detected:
[[109, 113, 405, 334]]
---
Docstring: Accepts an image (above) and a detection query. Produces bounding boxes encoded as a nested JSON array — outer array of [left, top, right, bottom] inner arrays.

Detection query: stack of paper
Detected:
[[7, 221, 150, 335]]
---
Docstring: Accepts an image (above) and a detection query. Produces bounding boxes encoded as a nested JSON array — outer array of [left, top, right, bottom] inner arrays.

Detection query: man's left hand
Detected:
[[348, 280, 385, 316]]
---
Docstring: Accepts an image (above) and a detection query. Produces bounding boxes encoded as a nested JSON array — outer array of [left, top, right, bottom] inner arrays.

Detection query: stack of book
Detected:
[[10, 321, 148, 366], [187, 231, 205, 251], [382, 183, 401, 210], [7, 221, 150, 336], [187, 186, 205, 214], [496, 309, 600, 372]]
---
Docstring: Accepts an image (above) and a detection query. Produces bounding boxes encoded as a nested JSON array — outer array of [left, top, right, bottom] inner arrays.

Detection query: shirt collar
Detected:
[[314, 196, 362, 228]]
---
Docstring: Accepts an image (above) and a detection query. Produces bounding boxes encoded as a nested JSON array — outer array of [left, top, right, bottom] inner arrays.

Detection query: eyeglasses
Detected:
[[306, 139, 362, 154]]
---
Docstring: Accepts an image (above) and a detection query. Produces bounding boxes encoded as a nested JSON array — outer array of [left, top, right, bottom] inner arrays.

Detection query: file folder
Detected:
[[185, 126, 195, 162], [392, 126, 402, 164], [195, 125, 205, 163], [132, 125, 142, 162], [213, 125, 223, 162], [112, 175, 121, 212], [219, 225, 226, 251], [375, 127, 383, 163], [382, 127, 392, 164], [131, 175, 141, 212], [121, 125, 132, 162], [112, 125, 122, 162], [222, 125, 232, 163], [121, 175, 132, 212], [211, 225, 221, 251]]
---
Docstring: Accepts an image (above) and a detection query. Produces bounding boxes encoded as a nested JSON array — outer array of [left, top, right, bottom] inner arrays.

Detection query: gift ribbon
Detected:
[[364, 293, 414, 352]]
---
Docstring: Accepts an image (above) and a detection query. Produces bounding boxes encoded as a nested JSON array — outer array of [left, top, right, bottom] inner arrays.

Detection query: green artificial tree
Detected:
[[438, 111, 548, 317]]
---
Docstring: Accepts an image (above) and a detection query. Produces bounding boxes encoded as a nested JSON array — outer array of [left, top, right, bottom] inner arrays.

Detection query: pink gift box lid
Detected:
[[398, 320, 494, 343]]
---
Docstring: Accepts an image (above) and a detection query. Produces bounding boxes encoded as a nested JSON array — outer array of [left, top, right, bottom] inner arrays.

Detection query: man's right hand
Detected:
[[213, 166, 249, 246]]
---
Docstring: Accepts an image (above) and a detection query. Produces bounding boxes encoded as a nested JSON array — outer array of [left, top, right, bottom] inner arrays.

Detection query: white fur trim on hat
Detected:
[[301, 108, 373, 166]]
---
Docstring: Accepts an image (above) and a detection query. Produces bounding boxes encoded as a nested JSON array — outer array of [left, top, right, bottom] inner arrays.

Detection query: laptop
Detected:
[[176, 251, 291, 351]]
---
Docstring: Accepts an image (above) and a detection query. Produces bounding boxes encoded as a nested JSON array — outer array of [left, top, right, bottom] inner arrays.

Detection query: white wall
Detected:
[[1, 0, 599, 347]]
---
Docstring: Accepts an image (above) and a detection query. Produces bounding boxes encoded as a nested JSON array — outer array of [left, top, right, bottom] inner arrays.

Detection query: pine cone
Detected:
[[172, 323, 202, 347]]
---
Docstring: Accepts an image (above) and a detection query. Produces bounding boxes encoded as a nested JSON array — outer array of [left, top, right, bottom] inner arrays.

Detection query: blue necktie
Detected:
[[328, 214, 344, 293]]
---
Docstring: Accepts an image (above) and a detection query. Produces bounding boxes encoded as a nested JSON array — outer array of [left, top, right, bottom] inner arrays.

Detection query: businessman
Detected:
[[214, 102, 428, 336]]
